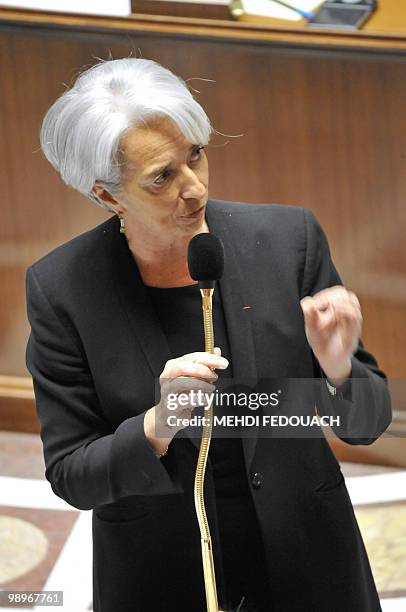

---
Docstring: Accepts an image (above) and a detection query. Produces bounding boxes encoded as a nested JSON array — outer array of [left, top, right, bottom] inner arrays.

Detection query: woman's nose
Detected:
[[181, 167, 206, 200]]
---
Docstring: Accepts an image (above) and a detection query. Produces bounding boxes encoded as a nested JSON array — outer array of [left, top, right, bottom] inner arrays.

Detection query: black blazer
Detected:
[[26, 200, 391, 612]]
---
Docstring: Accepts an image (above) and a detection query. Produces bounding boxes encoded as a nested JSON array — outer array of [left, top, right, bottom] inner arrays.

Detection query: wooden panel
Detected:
[[0, 17, 404, 459], [331, 433, 406, 468], [0, 376, 38, 433], [131, 0, 233, 20]]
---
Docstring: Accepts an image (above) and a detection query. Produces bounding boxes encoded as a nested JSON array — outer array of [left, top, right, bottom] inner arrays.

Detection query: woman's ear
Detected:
[[92, 181, 121, 213]]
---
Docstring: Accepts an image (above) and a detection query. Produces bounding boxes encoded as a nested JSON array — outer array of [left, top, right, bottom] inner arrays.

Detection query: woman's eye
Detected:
[[152, 147, 204, 186], [191, 146, 204, 161], [154, 170, 171, 185]]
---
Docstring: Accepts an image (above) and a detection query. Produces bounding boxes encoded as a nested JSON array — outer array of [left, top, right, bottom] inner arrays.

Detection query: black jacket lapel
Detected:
[[206, 200, 259, 470], [110, 215, 172, 381]]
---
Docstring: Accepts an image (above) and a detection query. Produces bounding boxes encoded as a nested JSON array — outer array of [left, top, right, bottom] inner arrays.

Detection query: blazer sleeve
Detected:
[[300, 208, 392, 445], [25, 265, 182, 511]]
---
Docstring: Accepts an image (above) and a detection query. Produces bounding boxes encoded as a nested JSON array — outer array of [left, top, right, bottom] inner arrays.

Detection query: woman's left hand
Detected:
[[300, 286, 363, 383]]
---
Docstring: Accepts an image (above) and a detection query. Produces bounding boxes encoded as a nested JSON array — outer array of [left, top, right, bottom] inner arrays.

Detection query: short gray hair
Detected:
[[40, 58, 213, 210]]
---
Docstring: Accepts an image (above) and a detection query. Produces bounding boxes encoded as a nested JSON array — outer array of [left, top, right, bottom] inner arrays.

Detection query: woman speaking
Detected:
[[26, 58, 391, 611]]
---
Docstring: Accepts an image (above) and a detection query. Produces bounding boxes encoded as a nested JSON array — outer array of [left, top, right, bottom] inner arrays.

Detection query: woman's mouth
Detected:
[[181, 205, 206, 220]]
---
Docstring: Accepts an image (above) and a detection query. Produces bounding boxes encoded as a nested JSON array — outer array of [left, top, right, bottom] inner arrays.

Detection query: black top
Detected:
[[146, 282, 272, 611]]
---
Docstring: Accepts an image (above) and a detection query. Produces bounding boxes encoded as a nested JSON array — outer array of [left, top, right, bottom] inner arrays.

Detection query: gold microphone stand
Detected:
[[194, 287, 224, 612]]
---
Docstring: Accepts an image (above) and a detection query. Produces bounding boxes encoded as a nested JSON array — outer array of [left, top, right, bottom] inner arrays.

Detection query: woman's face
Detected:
[[112, 116, 209, 240]]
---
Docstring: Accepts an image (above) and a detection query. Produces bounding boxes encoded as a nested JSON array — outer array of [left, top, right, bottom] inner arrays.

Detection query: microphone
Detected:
[[187, 231, 226, 612], [187, 233, 224, 288]]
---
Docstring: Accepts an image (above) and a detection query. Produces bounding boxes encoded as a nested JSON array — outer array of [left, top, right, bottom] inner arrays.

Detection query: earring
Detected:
[[118, 213, 126, 234]]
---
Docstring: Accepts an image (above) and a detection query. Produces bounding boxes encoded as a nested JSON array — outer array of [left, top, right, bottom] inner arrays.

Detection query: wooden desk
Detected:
[[1, 0, 406, 49], [240, 0, 406, 39]]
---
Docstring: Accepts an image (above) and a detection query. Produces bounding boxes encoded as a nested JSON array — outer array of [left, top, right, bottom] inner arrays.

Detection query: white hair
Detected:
[[40, 58, 213, 210]]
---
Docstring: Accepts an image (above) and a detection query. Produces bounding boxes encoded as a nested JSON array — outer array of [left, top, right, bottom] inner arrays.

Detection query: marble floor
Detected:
[[0, 431, 405, 611]]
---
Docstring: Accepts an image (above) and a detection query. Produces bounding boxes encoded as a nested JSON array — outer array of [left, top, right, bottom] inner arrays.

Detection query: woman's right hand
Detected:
[[144, 348, 229, 454]]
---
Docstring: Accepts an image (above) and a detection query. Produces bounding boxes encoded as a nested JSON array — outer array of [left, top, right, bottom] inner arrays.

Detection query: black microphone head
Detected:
[[187, 233, 225, 285]]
